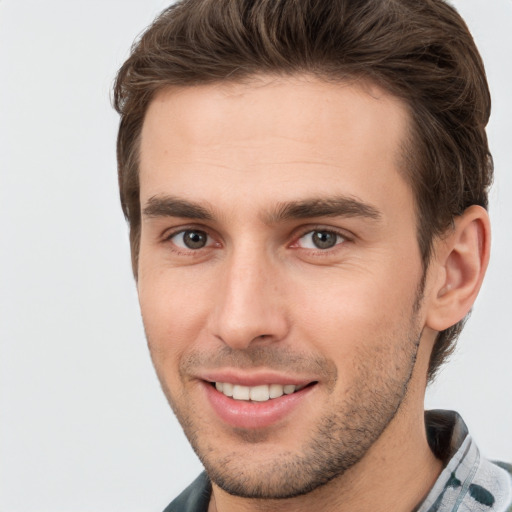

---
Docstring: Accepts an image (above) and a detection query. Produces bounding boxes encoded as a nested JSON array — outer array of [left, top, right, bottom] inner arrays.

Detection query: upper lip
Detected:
[[198, 369, 317, 387]]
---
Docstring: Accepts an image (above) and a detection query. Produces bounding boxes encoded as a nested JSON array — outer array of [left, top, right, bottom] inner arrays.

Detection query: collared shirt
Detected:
[[417, 411, 512, 512], [163, 410, 512, 512]]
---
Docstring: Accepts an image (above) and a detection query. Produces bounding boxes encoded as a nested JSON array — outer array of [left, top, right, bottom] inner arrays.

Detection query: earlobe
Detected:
[[426, 205, 491, 332]]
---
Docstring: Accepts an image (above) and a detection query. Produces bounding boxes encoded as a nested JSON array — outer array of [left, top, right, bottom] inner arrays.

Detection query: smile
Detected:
[[203, 378, 318, 429], [214, 382, 308, 402]]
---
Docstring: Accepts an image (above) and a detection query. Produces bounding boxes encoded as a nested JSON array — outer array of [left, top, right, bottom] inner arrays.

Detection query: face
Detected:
[[138, 76, 428, 499]]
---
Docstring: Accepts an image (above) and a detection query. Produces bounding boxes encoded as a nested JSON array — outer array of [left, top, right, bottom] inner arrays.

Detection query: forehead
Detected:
[[139, 75, 413, 216]]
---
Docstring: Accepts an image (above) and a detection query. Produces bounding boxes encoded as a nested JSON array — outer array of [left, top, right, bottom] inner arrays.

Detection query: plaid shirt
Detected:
[[416, 410, 512, 512], [164, 410, 512, 512]]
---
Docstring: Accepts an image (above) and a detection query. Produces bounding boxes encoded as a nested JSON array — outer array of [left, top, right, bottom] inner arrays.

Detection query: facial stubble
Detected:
[[147, 296, 423, 500]]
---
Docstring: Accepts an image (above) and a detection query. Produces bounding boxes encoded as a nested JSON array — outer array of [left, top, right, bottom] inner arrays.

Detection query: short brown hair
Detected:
[[113, 0, 492, 381]]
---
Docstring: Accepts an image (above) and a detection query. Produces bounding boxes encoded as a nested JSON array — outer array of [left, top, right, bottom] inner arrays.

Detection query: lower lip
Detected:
[[202, 382, 315, 429]]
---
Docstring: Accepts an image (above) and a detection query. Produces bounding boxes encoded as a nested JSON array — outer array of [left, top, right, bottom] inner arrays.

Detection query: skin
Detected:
[[136, 76, 489, 512]]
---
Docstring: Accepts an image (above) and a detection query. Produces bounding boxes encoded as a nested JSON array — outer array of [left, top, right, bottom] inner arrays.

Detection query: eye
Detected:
[[297, 230, 345, 250], [169, 229, 212, 250]]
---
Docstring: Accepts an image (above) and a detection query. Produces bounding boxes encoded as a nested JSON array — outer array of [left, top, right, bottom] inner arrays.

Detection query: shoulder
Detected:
[[162, 472, 212, 512]]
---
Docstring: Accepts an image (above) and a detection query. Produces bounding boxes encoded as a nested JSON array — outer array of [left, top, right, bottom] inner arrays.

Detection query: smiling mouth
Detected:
[[212, 382, 316, 402]]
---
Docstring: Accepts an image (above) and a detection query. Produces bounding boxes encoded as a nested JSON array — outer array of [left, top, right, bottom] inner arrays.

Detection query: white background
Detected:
[[0, 1, 511, 511]]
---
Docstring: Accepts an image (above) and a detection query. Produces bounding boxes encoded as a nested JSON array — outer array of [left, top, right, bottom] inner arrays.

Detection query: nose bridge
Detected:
[[211, 241, 287, 349]]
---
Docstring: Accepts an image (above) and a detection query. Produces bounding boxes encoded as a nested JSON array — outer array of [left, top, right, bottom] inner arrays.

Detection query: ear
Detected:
[[426, 205, 491, 332]]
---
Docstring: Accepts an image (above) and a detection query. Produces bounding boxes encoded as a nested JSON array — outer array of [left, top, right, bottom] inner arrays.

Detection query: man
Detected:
[[113, 0, 512, 510]]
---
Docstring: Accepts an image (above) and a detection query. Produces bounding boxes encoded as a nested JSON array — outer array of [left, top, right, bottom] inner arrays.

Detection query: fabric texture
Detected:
[[162, 410, 512, 512], [416, 411, 512, 512]]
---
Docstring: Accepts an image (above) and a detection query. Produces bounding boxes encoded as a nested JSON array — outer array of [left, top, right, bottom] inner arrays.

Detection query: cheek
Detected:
[[292, 281, 421, 402], [137, 267, 214, 366], [290, 263, 421, 355]]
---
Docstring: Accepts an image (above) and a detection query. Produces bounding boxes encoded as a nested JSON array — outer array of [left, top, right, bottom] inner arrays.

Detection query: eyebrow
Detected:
[[142, 194, 382, 223], [143, 195, 213, 220], [266, 197, 382, 224]]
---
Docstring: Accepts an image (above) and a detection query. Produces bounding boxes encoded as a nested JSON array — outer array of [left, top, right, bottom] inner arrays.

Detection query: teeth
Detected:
[[232, 384, 250, 400], [222, 382, 234, 397], [269, 384, 284, 399], [250, 385, 270, 402], [214, 382, 303, 402], [283, 384, 296, 395]]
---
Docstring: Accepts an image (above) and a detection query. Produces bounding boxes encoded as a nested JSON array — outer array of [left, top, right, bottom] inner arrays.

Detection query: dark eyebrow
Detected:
[[266, 196, 382, 224], [142, 194, 381, 224], [142, 195, 213, 220]]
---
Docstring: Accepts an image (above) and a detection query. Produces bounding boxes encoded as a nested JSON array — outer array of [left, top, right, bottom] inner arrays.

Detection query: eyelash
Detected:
[[162, 225, 351, 256]]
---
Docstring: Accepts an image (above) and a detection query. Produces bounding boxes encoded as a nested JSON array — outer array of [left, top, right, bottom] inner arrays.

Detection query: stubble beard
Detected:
[[150, 308, 423, 500]]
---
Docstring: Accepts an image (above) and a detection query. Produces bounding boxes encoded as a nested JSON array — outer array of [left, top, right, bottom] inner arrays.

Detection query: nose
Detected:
[[209, 247, 289, 350]]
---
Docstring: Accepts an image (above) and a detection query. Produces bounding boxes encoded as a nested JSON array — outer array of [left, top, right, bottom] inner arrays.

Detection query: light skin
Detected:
[[136, 75, 490, 512]]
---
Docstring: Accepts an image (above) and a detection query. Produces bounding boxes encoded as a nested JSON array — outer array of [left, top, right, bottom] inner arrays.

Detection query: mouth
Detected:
[[212, 381, 314, 402], [200, 373, 319, 429]]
